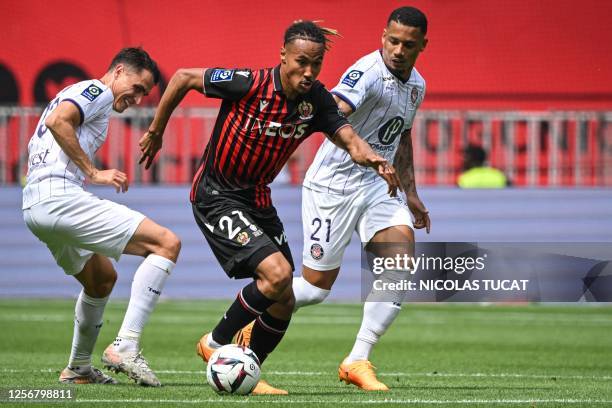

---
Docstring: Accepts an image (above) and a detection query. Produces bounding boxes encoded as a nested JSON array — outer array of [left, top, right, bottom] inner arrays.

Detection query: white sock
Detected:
[[346, 302, 402, 363], [293, 276, 330, 310], [68, 290, 109, 370], [345, 267, 409, 363], [115, 254, 174, 353], [207, 334, 222, 348]]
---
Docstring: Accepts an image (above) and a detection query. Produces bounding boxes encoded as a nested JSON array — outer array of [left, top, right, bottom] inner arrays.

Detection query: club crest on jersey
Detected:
[[236, 231, 250, 246], [310, 243, 324, 260], [411, 87, 419, 105], [210, 69, 234, 82], [81, 84, 103, 101], [298, 100, 314, 120], [341, 70, 364, 88]]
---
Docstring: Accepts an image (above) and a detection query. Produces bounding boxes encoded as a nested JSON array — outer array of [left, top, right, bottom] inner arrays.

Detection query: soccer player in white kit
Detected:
[[297, 7, 431, 390], [22, 48, 181, 386]]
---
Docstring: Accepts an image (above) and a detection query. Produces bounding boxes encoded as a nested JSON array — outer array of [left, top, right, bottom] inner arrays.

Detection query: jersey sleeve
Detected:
[[330, 61, 378, 113], [203, 68, 254, 101], [406, 79, 426, 129], [313, 85, 350, 137], [61, 82, 109, 125], [417, 80, 426, 109]]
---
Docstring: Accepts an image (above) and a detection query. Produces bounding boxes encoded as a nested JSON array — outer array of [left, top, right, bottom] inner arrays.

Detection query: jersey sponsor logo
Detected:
[[274, 232, 287, 246], [297, 100, 314, 120], [310, 243, 324, 260], [29, 149, 51, 167], [411, 87, 419, 105], [368, 142, 396, 153], [81, 84, 103, 101], [341, 70, 364, 88], [236, 231, 250, 246], [210, 69, 234, 82], [377, 116, 405, 145], [244, 113, 310, 139]]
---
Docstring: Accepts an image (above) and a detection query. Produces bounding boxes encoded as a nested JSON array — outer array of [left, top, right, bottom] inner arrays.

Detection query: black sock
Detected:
[[212, 281, 276, 345], [249, 311, 291, 364]]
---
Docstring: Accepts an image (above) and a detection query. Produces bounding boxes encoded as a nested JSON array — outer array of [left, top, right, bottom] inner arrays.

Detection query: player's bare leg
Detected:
[[102, 218, 181, 386], [339, 225, 414, 391], [61, 254, 117, 384]]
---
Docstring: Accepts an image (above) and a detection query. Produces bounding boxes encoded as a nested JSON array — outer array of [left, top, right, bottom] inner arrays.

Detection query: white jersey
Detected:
[[304, 50, 425, 194], [22, 80, 113, 209]]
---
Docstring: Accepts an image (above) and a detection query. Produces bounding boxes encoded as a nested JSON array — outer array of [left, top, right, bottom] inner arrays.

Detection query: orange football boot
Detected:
[[338, 358, 389, 391], [233, 321, 254, 347], [196, 333, 216, 363]]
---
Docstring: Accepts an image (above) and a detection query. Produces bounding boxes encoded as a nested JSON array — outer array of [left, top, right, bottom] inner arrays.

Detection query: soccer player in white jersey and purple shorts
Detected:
[[22, 48, 181, 386], [297, 6, 431, 390]]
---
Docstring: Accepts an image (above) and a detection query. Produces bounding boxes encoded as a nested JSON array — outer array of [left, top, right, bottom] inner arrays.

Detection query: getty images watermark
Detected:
[[371, 252, 527, 292], [361, 243, 612, 302]]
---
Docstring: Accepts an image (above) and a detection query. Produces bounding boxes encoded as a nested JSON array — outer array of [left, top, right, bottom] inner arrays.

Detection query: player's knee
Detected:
[[100, 274, 117, 297], [269, 269, 292, 293], [158, 228, 181, 262], [92, 270, 117, 298], [263, 262, 293, 296]]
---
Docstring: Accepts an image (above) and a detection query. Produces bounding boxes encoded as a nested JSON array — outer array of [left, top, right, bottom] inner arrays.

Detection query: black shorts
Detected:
[[192, 195, 294, 279]]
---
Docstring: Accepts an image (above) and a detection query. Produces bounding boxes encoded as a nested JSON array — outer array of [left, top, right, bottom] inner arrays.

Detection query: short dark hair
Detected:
[[284, 20, 339, 50], [465, 144, 487, 166], [108, 47, 160, 84], [387, 6, 428, 35]]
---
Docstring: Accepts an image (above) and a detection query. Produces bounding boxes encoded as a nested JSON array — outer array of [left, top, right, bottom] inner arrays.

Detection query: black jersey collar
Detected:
[[273, 65, 283, 93]]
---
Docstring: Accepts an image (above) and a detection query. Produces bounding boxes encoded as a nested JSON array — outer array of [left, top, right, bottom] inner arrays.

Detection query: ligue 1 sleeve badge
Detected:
[[298, 100, 314, 120], [310, 243, 324, 260]]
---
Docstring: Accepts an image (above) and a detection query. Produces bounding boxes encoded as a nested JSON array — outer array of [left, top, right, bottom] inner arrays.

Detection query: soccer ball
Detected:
[[206, 344, 260, 395]]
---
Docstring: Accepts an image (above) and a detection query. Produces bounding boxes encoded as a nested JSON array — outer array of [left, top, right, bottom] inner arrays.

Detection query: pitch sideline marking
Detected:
[[72, 398, 612, 405], [1, 368, 611, 381]]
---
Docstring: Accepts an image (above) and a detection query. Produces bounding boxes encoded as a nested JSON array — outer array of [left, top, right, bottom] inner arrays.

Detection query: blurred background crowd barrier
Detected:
[[2, 107, 611, 186]]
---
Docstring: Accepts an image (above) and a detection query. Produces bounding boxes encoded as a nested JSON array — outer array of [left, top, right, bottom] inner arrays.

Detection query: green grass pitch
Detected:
[[0, 299, 611, 407]]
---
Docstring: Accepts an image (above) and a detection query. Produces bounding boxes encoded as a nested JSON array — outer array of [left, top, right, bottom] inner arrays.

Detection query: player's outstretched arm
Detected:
[[395, 128, 430, 232], [332, 94, 354, 118], [331, 125, 402, 197], [140, 68, 205, 169], [45, 101, 128, 193]]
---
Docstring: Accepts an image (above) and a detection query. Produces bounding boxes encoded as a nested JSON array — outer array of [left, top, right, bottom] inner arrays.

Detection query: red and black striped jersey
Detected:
[[190, 65, 350, 208]]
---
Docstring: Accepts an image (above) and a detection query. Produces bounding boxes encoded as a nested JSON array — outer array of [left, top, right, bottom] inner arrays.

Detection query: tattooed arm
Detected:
[[394, 128, 431, 233]]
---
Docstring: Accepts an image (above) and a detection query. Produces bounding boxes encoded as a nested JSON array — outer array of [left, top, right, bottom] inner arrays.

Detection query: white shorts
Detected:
[[23, 189, 146, 275], [302, 182, 413, 270]]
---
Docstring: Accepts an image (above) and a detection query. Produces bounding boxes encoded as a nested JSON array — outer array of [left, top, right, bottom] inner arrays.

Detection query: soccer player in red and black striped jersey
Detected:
[[140, 21, 401, 394]]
